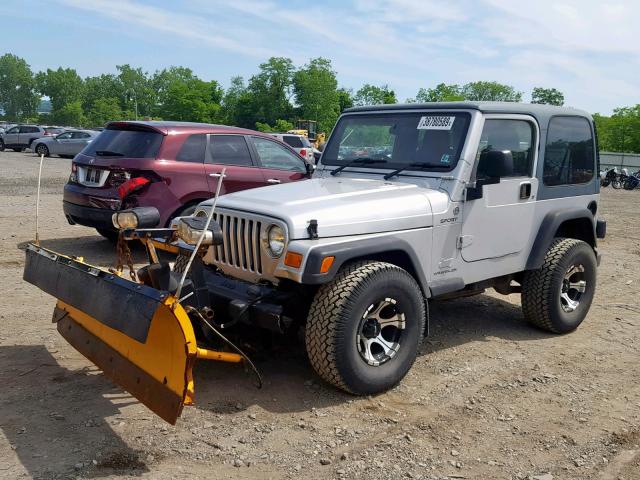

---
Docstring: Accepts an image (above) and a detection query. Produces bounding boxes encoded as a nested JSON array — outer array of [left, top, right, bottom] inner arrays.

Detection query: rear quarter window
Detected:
[[543, 116, 595, 186], [176, 134, 206, 163], [283, 135, 304, 148], [83, 128, 164, 158]]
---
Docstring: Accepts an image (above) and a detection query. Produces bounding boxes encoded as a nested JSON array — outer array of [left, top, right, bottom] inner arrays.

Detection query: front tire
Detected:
[[522, 238, 597, 333], [305, 261, 426, 395], [35, 143, 49, 157]]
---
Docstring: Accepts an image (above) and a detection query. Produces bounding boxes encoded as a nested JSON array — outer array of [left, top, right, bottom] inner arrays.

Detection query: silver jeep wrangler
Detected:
[[177, 102, 606, 394]]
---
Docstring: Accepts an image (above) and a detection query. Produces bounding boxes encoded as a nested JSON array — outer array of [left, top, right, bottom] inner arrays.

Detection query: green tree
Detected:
[[461, 81, 522, 102], [293, 58, 340, 133], [531, 87, 564, 106], [415, 83, 464, 102], [594, 106, 640, 153], [337, 88, 353, 113], [246, 57, 295, 126], [52, 100, 85, 126], [274, 119, 294, 131], [152, 66, 198, 115], [35, 67, 84, 112], [116, 64, 155, 117], [353, 84, 397, 106], [83, 74, 120, 111], [160, 78, 223, 123], [0, 54, 39, 120], [86, 97, 123, 127], [221, 76, 250, 125]]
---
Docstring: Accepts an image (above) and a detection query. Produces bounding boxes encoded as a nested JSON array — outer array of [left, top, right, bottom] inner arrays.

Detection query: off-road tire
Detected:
[[522, 238, 596, 334], [35, 143, 49, 157], [305, 261, 426, 395]]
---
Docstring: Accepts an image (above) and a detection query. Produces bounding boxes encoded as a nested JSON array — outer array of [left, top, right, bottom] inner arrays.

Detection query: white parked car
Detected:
[[270, 133, 314, 165]]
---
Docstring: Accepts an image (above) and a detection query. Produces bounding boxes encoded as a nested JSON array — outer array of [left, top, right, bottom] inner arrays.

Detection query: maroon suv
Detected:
[[63, 121, 312, 239]]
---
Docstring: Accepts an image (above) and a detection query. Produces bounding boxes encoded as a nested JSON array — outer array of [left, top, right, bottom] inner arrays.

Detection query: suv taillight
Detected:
[[69, 162, 78, 182], [118, 177, 150, 200], [299, 149, 307, 158], [108, 170, 132, 188]]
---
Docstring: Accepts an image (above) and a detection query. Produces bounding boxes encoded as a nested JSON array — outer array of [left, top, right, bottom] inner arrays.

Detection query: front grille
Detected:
[[212, 213, 263, 274]]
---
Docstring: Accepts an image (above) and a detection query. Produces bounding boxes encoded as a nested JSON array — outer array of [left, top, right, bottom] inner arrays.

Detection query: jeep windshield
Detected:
[[322, 112, 471, 173]]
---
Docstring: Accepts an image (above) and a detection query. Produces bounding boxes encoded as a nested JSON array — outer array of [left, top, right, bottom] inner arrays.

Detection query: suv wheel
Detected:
[[35, 143, 49, 157], [305, 261, 426, 395], [522, 238, 596, 333]]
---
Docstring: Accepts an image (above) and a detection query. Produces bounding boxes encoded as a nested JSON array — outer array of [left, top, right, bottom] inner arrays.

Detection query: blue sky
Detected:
[[4, 0, 639, 114]]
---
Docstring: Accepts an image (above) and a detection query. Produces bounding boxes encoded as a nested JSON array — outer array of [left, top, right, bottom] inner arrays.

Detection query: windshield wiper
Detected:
[[330, 157, 388, 176], [383, 162, 449, 180], [95, 150, 125, 157]]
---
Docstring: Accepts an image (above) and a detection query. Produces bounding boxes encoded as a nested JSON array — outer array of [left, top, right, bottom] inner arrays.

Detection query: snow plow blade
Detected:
[[23, 243, 199, 425]]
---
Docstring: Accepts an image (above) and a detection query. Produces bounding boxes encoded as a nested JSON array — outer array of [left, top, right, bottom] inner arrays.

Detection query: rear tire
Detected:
[[173, 254, 190, 275], [96, 228, 119, 242], [35, 143, 49, 157], [305, 261, 426, 395], [522, 238, 597, 334]]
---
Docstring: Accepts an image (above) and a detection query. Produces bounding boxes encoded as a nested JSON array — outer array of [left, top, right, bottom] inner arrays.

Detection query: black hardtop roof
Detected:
[[344, 102, 592, 124]]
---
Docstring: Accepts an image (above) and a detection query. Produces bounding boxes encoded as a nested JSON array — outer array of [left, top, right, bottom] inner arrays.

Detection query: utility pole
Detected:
[[124, 88, 138, 120]]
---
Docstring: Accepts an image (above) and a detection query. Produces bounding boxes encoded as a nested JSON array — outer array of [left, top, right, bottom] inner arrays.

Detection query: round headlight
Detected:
[[267, 225, 285, 257]]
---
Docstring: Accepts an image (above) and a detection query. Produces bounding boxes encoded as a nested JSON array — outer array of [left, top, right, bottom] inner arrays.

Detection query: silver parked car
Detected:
[[0, 125, 64, 151], [32, 130, 100, 158]]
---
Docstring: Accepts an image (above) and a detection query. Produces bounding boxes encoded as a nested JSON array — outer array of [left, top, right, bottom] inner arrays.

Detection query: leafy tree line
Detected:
[[0, 53, 637, 153]]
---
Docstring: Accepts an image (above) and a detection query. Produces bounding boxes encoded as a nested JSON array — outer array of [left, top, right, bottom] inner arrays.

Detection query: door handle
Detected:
[[267, 178, 281, 184], [209, 173, 227, 178], [519, 182, 532, 199]]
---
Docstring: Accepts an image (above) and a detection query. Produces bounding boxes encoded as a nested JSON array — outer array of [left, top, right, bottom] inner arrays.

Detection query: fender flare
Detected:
[[300, 235, 430, 297], [526, 207, 596, 270]]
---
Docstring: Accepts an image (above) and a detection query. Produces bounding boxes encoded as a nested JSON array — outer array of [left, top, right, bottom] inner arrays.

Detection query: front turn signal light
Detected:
[[320, 256, 335, 274], [284, 252, 303, 268]]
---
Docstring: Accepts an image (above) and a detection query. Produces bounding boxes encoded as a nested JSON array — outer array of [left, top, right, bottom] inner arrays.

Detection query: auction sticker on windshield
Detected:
[[417, 116, 455, 130]]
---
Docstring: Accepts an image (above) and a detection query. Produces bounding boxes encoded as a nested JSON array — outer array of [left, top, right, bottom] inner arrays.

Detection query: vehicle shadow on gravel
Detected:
[[425, 293, 552, 353], [0, 345, 149, 478]]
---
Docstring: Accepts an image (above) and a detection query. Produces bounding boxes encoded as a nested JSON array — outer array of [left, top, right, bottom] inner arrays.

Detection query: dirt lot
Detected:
[[0, 150, 638, 480]]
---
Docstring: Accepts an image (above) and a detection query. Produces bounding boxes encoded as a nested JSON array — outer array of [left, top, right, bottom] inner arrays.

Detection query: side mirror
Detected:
[[478, 150, 514, 178], [466, 150, 514, 201], [305, 162, 315, 175]]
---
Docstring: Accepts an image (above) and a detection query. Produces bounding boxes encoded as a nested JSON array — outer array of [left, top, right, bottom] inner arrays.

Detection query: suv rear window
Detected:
[[83, 128, 163, 158], [45, 128, 64, 135], [282, 136, 304, 148]]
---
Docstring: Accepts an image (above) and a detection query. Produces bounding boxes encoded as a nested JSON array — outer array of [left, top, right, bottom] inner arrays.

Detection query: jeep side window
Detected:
[[476, 119, 534, 178], [543, 116, 595, 186]]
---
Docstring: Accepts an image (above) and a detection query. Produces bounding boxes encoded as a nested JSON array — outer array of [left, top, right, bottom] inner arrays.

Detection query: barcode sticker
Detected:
[[417, 116, 455, 130]]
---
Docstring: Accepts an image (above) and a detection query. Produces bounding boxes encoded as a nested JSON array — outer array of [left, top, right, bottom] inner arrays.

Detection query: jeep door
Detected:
[[205, 134, 266, 194], [248, 135, 309, 185], [461, 115, 539, 262]]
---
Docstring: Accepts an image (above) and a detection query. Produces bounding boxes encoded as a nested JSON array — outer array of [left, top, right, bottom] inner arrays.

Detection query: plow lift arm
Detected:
[[23, 167, 253, 424]]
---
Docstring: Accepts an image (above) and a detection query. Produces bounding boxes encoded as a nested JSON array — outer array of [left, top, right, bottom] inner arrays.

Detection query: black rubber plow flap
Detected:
[[23, 243, 199, 424]]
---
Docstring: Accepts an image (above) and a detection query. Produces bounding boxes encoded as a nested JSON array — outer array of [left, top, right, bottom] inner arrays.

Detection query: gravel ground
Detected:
[[0, 150, 638, 480]]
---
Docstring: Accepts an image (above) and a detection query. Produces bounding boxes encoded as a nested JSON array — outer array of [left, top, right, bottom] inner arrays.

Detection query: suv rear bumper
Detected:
[[63, 201, 116, 229]]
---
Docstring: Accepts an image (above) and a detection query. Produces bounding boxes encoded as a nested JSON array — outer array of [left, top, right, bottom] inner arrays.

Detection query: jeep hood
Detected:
[[204, 177, 447, 239]]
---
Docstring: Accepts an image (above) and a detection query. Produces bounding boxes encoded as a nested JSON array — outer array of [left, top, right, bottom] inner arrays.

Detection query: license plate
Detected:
[[85, 168, 102, 184]]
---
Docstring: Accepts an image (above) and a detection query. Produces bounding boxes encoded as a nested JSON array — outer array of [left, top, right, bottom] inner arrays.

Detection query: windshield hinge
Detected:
[[307, 219, 318, 239]]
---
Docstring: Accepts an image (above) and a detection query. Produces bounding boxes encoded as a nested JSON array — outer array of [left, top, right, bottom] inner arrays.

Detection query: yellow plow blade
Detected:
[[23, 243, 240, 424]]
